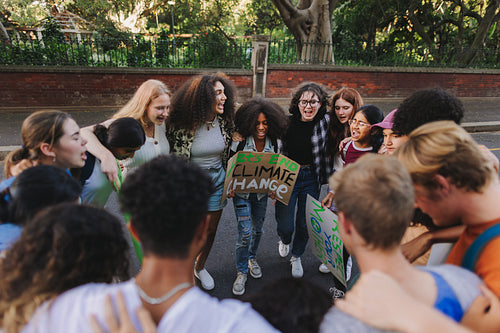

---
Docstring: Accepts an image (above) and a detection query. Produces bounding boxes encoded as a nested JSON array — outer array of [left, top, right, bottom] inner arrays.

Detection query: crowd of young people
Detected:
[[0, 74, 499, 333]]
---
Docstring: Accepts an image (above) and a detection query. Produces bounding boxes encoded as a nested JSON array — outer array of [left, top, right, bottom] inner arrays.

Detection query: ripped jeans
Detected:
[[233, 193, 268, 274]]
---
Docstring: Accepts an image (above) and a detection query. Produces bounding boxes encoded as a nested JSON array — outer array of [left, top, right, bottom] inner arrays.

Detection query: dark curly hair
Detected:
[[327, 87, 364, 157], [354, 104, 384, 153], [245, 277, 332, 333], [0, 165, 81, 224], [235, 97, 289, 141], [392, 88, 464, 135], [288, 82, 330, 123], [119, 155, 215, 258], [168, 72, 236, 131], [0, 203, 129, 332]]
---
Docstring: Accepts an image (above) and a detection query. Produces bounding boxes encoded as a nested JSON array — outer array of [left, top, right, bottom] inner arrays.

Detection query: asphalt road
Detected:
[[0, 100, 498, 300], [107, 131, 500, 300]]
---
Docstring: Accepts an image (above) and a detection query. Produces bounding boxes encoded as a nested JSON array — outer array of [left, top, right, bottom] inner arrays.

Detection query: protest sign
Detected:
[[222, 152, 300, 205], [305, 195, 345, 287]]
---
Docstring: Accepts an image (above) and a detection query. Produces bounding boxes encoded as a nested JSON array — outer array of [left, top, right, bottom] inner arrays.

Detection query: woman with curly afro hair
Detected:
[[0, 203, 129, 333], [228, 97, 289, 296], [166, 72, 236, 291]]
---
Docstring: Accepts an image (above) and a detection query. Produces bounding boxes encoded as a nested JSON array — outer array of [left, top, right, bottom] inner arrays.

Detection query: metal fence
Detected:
[[0, 35, 253, 69], [1, 34, 499, 69], [269, 38, 500, 68]]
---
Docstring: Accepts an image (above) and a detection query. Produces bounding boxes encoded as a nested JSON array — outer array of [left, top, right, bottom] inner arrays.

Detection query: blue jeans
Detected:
[[233, 193, 268, 273], [275, 166, 320, 257]]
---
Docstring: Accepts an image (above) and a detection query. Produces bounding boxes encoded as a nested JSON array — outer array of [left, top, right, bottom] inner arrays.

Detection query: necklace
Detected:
[[134, 280, 192, 305], [206, 117, 217, 130]]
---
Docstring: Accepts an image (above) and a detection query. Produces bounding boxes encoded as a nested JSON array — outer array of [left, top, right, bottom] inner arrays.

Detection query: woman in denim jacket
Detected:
[[228, 98, 288, 296]]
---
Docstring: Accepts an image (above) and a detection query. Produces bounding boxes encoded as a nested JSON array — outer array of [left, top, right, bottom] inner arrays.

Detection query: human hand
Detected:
[[232, 131, 244, 142], [339, 137, 352, 152], [377, 144, 387, 155], [401, 232, 432, 263], [90, 291, 157, 333], [101, 154, 120, 191], [321, 192, 334, 209], [269, 191, 276, 200], [227, 189, 235, 198], [9, 159, 36, 177]]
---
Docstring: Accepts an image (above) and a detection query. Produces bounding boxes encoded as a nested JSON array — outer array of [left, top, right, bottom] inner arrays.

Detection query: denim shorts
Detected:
[[206, 166, 227, 212]]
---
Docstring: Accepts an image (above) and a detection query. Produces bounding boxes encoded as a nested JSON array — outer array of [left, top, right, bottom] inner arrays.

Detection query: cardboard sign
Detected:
[[222, 152, 300, 205], [306, 195, 346, 287]]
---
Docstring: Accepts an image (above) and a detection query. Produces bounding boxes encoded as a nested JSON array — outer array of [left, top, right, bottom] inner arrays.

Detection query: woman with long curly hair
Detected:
[[0, 203, 129, 333], [166, 72, 236, 291], [81, 79, 171, 187], [228, 97, 289, 296]]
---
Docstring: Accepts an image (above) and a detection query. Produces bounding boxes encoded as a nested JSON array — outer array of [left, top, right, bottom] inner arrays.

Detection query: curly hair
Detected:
[[0, 203, 129, 332], [288, 82, 330, 123], [168, 73, 236, 131], [112, 79, 171, 128], [392, 88, 464, 136], [4, 110, 72, 178], [327, 87, 364, 156], [119, 155, 215, 258], [245, 277, 332, 333], [94, 117, 146, 150], [0, 165, 81, 224], [235, 97, 289, 141]]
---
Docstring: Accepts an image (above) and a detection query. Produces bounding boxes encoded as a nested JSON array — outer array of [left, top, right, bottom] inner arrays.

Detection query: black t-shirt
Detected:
[[284, 117, 314, 165]]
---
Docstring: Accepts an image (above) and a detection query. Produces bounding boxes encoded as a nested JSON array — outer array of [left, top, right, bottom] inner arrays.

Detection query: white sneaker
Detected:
[[278, 240, 289, 257], [319, 263, 330, 274], [194, 268, 215, 291], [232, 272, 247, 296], [248, 259, 262, 278], [290, 256, 303, 278]]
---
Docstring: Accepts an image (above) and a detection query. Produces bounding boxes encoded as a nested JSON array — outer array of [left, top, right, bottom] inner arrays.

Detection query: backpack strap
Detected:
[[461, 223, 500, 271]]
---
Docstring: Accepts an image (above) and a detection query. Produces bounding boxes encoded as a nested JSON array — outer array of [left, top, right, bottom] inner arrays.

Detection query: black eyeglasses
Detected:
[[299, 99, 320, 107]]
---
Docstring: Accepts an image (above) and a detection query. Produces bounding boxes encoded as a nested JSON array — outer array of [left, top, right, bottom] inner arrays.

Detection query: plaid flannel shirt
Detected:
[[311, 113, 333, 184]]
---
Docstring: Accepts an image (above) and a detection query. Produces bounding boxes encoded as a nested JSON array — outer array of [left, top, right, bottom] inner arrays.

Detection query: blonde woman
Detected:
[[81, 79, 171, 188]]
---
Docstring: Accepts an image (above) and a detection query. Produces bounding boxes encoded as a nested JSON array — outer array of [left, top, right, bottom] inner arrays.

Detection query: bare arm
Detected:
[[81, 119, 120, 189], [336, 270, 473, 333], [402, 225, 465, 263]]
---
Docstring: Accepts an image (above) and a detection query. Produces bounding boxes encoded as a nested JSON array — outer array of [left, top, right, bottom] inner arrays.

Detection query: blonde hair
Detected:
[[112, 79, 171, 128], [330, 154, 414, 249], [396, 121, 494, 192]]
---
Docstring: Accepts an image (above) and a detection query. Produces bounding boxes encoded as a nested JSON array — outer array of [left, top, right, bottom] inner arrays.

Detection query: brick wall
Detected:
[[1, 65, 499, 111], [265, 65, 500, 98]]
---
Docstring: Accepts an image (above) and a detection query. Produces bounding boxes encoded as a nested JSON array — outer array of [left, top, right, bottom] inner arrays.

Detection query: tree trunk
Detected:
[[272, 0, 339, 64], [459, 0, 500, 66], [0, 21, 10, 43]]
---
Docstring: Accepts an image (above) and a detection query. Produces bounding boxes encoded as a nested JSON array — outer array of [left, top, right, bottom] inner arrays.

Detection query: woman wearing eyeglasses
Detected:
[[275, 82, 331, 278], [341, 105, 384, 165]]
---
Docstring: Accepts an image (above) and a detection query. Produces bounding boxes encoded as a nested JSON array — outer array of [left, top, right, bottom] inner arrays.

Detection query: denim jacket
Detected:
[[231, 136, 279, 200]]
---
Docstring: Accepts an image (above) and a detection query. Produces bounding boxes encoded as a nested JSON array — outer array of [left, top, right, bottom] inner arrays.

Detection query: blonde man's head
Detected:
[[330, 154, 414, 250], [396, 121, 494, 193]]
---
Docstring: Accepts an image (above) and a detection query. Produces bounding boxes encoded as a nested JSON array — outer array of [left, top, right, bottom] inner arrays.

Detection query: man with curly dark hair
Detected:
[[23, 155, 278, 333]]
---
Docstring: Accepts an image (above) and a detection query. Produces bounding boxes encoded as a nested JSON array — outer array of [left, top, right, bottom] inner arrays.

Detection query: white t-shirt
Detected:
[[23, 280, 278, 333], [121, 124, 170, 176]]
